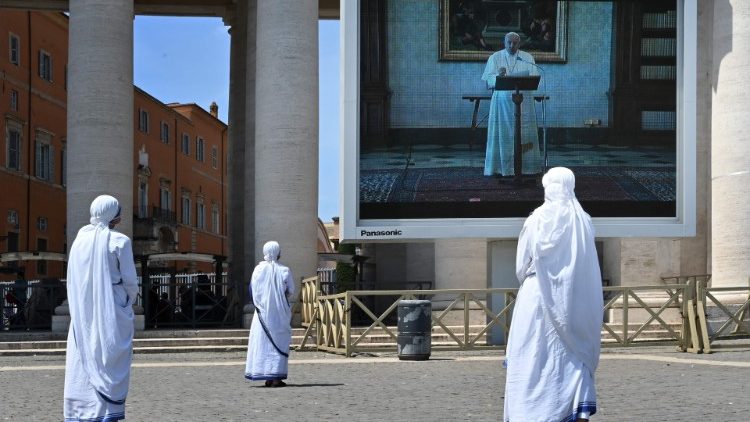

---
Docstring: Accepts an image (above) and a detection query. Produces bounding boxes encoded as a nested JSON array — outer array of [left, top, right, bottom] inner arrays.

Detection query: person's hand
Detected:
[[499, 66, 507, 77]]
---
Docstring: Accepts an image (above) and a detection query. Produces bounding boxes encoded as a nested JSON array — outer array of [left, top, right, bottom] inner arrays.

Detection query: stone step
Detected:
[[0, 324, 683, 356], [0, 331, 487, 351]]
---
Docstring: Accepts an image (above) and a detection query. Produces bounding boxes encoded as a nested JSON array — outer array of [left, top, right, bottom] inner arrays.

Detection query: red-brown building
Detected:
[[0, 11, 228, 281]]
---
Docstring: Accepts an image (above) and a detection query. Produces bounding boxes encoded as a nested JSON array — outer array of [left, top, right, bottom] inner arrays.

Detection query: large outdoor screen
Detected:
[[342, 0, 696, 240]]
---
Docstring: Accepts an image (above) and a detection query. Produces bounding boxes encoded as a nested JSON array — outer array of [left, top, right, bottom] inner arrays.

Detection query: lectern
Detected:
[[495, 75, 541, 183]]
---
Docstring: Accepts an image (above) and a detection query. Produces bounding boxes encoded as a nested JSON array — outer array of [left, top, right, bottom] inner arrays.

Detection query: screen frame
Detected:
[[341, 0, 697, 241]]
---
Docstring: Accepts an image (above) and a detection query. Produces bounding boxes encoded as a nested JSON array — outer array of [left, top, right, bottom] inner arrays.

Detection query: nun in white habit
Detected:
[[504, 167, 603, 422], [64, 195, 139, 422], [245, 241, 294, 387]]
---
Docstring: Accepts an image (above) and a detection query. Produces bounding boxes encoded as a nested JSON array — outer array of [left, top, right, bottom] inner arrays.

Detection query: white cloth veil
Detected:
[[67, 195, 133, 402], [525, 167, 603, 373]]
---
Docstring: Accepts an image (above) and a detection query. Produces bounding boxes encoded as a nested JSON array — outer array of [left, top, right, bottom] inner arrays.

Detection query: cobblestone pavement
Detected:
[[1, 341, 749, 421]]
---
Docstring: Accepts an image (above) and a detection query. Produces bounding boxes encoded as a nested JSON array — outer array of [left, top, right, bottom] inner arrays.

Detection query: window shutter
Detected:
[[35, 141, 41, 177], [38, 50, 43, 78], [16, 132, 22, 171], [49, 144, 55, 182]]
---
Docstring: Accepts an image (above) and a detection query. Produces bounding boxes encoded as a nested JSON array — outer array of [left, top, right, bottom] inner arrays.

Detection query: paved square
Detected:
[[2, 343, 749, 421]]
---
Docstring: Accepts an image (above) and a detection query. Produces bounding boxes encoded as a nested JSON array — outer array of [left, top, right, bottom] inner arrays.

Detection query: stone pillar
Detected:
[[67, 0, 134, 246], [435, 239, 487, 326], [488, 240, 517, 344], [243, 0, 257, 271], [683, 0, 712, 278], [434, 240, 487, 290], [254, 0, 319, 292], [603, 238, 680, 287], [227, 1, 249, 303], [711, 0, 750, 287]]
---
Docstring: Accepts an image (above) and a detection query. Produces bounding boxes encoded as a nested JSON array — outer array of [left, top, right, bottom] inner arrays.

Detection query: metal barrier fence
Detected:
[[317, 268, 337, 295], [1, 279, 66, 330], [692, 280, 750, 353], [1, 272, 235, 330], [601, 283, 690, 349], [296, 279, 742, 356], [137, 272, 238, 329]]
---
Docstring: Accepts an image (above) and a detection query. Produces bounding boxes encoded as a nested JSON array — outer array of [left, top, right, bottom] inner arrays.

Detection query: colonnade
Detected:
[[64, 0, 319, 297]]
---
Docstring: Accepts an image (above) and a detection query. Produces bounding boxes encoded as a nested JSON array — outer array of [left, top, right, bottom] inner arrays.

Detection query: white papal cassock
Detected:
[[245, 241, 294, 382], [504, 168, 603, 422], [482, 49, 542, 176], [64, 195, 139, 422]]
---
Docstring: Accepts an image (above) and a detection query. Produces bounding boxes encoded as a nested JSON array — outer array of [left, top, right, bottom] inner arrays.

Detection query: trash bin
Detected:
[[397, 299, 431, 361]]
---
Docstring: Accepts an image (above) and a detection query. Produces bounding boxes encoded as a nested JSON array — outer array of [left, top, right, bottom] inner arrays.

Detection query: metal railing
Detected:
[[1, 279, 67, 330], [133, 206, 178, 225], [137, 272, 238, 329], [317, 268, 337, 295], [301, 288, 518, 356], [296, 280, 717, 357], [601, 283, 690, 348], [692, 279, 750, 353], [1, 272, 235, 330]]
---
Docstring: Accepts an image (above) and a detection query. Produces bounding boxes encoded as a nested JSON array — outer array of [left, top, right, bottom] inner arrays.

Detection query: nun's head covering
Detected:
[[89, 195, 121, 226], [263, 241, 281, 263], [541, 166, 576, 203]]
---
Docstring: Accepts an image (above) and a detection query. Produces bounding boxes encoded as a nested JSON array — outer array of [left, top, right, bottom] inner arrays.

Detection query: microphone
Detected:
[[516, 56, 543, 73]]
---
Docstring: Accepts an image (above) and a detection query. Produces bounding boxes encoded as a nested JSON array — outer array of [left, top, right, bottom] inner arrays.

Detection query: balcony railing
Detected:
[[133, 206, 178, 226]]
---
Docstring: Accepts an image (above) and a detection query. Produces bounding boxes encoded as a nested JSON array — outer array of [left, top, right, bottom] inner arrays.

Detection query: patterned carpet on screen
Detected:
[[360, 166, 675, 203]]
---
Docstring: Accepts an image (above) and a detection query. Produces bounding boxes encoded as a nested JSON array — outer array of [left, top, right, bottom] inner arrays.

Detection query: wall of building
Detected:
[[0, 11, 228, 280], [0, 11, 68, 281]]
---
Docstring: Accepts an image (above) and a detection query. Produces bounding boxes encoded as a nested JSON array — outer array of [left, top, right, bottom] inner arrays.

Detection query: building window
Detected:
[[181, 133, 190, 155], [37, 217, 48, 232], [211, 146, 218, 169], [139, 109, 149, 133], [35, 133, 54, 182], [6, 125, 22, 171], [10, 89, 18, 111], [181, 196, 191, 225], [211, 204, 219, 234], [160, 187, 171, 211], [160, 121, 169, 144], [196, 137, 205, 162], [37, 238, 47, 274], [39, 50, 52, 82], [138, 182, 148, 218], [196, 203, 205, 230], [7, 209, 19, 226], [9, 34, 19, 65]]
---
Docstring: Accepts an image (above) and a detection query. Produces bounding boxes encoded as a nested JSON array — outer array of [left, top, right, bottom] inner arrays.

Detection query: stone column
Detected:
[[434, 240, 487, 290], [487, 240, 517, 344], [254, 0, 319, 291], [711, 0, 750, 287], [435, 239, 487, 326], [243, 0, 257, 270], [227, 1, 249, 303], [67, 0, 134, 246]]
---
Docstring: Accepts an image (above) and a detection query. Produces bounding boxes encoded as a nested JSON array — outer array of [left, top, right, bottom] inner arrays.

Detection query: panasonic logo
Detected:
[[360, 229, 403, 237]]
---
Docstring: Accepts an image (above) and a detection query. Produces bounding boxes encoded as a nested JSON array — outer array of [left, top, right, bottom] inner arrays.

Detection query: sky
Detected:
[[133, 17, 341, 222]]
